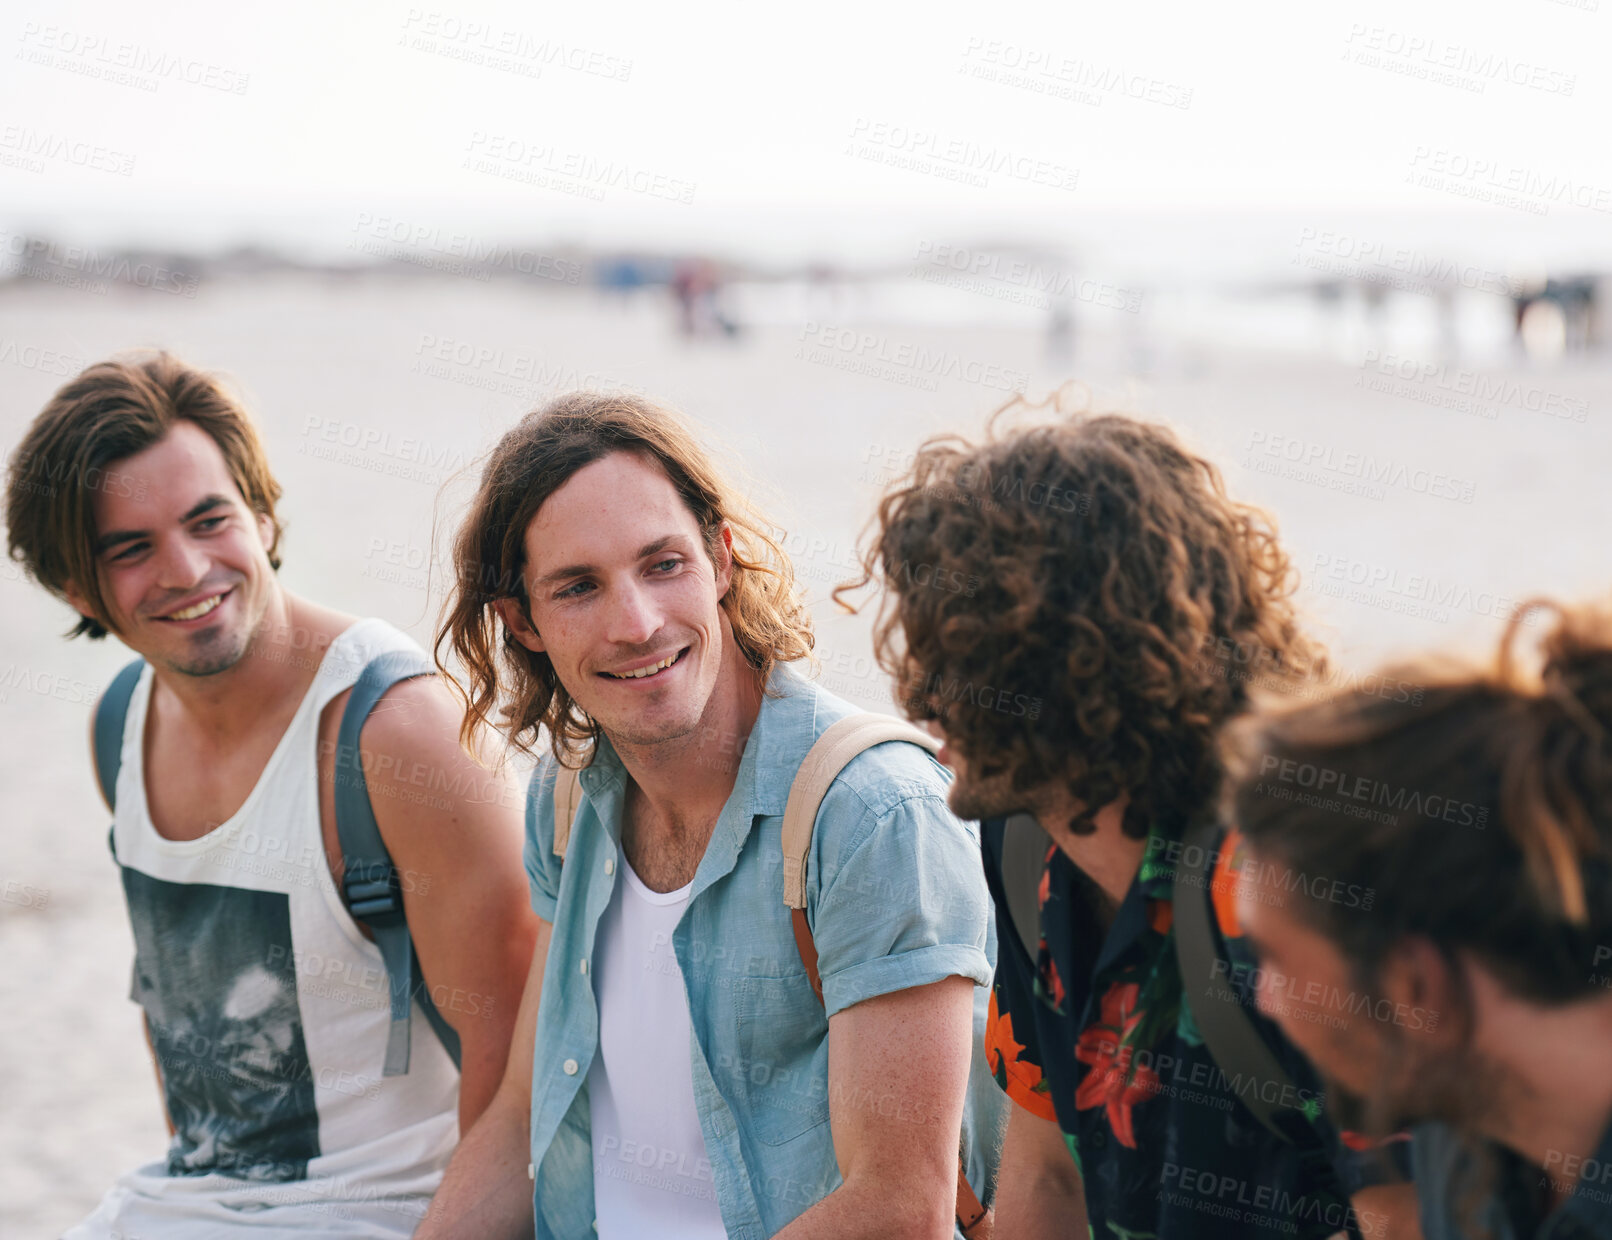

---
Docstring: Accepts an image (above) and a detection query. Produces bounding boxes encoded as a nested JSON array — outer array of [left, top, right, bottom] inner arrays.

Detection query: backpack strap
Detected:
[[93, 657, 146, 814], [336, 650, 462, 1077], [552, 757, 588, 860], [1172, 819, 1303, 1144], [780, 714, 939, 910], [779, 714, 990, 1239], [997, 812, 1050, 965]]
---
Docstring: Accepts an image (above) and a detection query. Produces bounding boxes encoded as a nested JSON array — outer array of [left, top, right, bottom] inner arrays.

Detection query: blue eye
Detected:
[[556, 580, 594, 600], [654, 558, 680, 573]]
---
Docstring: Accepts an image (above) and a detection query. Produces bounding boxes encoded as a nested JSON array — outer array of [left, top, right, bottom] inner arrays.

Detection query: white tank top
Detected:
[[586, 844, 726, 1239], [85, 617, 459, 1237]]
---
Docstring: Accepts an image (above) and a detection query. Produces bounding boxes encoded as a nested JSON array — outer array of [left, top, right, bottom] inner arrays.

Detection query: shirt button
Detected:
[[604, 857, 615, 876], [563, 1058, 579, 1075], [580, 958, 589, 975]]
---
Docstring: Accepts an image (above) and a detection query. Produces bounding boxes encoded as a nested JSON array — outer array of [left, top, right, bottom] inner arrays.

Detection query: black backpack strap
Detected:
[[998, 812, 1050, 964], [93, 658, 146, 816], [336, 650, 461, 1077], [1172, 819, 1305, 1144]]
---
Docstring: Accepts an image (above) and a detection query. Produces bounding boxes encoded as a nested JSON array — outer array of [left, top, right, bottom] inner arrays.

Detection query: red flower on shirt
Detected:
[[1073, 980, 1161, 1149], [984, 991, 1058, 1122]]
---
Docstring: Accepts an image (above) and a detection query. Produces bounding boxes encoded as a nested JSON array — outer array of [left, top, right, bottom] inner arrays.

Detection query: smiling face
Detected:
[[69, 421, 279, 677], [501, 450, 734, 752]]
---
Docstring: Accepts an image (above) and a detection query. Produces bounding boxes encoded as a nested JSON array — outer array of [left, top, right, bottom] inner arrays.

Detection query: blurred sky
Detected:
[[4, 0, 1611, 273]]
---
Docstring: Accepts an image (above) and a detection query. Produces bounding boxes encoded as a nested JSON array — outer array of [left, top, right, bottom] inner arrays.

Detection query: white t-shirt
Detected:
[[587, 846, 726, 1239]]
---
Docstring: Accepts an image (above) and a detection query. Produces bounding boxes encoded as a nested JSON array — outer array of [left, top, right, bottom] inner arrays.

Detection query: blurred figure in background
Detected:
[[671, 258, 739, 338], [1227, 599, 1612, 1239]]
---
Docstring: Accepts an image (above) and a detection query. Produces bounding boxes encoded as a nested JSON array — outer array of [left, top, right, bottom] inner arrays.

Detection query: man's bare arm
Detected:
[[993, 1103, 1085, 1238], [360, 677, 540, 1127], [775, 975, 976, 1240], [415, 916, 551, 1240]]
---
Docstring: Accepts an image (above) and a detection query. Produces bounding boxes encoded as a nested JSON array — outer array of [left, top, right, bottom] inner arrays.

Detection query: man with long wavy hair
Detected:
[[419, 392, 1003, 1240], [843, 393, 1420, 1239]]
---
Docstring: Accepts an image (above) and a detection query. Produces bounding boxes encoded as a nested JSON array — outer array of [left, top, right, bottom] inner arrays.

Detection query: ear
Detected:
[[1378, 936, 1459, 1047], [492, 597, 545, 654], [257, 510, 275, 550], [62, 580, 110, 631], [712, 522, 735, 600]]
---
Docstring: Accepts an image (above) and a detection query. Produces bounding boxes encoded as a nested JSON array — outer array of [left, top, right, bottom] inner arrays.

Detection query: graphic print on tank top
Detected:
[[123, 869, 318, 1181]]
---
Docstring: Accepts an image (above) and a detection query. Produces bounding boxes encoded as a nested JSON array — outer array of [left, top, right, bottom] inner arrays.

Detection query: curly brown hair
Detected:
[[436, 390, 815, 764], [837, 390, 1322, 840]]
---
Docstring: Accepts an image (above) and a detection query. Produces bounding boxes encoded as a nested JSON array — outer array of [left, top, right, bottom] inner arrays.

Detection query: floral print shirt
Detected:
[[982, 818, 1384, 1240]]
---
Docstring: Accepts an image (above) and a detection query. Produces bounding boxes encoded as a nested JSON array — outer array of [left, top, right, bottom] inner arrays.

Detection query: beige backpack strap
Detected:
[[780, 714, 939, 910], [779, 714, 989, 1238], [552, 759, 587, 860]]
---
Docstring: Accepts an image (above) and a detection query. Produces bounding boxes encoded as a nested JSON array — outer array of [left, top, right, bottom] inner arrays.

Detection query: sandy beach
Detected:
[[3, 270, 1609, 1235]]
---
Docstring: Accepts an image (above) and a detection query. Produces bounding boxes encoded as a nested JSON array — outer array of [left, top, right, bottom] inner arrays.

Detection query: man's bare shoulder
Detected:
[[352, 674, 519, 835], [356, 672, 472, 755]]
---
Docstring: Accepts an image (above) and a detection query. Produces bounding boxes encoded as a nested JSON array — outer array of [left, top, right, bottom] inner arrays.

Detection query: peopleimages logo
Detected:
[[351, 215, 583, 282], [0, 233, 198, 297], [797, 322, 1028, 393], [1342, 25, 1575, 96], [17, 23, 251, 94], [959, 37, 1193, 110], [1257, 754, 1489, 829], [846, 118, 1080, 192], [1291, 227, 1522, 295], [1146, 835, 1375, 911], [1244, 430, 1477, 504], [1159, 1163, 1372, 1234], [1358, 350, 1589, 422], [1210, 958, 1439, 1032]]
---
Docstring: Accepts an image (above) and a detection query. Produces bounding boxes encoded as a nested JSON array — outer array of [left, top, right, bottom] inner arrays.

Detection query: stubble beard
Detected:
[[590, 651, 712, 755], [946, 765, 1029, 823], [1322, 1027, 1502, 1142], [160, 586, 265, 679]]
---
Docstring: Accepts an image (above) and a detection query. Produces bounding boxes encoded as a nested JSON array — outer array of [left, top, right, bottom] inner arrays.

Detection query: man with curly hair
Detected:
[[844, 399, 1421, 1239]]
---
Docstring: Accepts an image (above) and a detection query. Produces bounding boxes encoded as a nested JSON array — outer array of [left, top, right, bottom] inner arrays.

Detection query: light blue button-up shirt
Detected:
[[522, 660, 1004, 1239]]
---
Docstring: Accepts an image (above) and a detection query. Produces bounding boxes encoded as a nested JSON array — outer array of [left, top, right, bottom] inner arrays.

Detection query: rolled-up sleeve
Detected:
[[523, 760, 560, 923], [810, 785, 993, 1020]]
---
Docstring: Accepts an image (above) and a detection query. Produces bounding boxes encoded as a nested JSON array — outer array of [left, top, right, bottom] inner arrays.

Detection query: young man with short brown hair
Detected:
[[7, 351, 538, 1237]]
